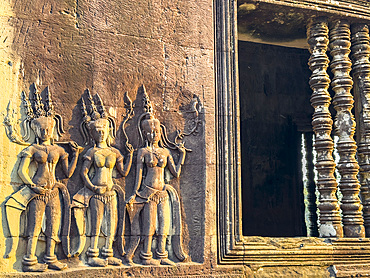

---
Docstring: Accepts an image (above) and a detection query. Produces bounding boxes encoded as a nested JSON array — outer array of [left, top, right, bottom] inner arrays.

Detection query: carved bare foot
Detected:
[[106, 257, 122, 266], [141, 258, 160, 266], [122, 255, 137, 267], [87, 248, 108, 267], [44, 255, 67, 271], [101, 247, 122, 266], [22, 263, 48, 272], [48, 261, 68, 270], [87, 256, 108, 267], [22, 256, 47, 272], [160, 258, 176, 266]]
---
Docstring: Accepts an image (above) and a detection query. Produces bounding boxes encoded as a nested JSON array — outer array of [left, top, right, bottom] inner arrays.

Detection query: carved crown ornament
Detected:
[[2, 82, 202, 272]]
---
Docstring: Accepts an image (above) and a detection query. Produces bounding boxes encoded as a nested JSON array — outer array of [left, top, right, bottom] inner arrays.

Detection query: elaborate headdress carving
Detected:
[[121, 91, 135, 152], [80, 89, 116, 145], [137, 85, 201, 152], [142, 84, 153, 114], [4, 83, 64, 145]]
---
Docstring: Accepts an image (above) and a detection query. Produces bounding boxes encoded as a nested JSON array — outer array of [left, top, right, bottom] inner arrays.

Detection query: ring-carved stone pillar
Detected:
[[330, 20, 365, 238], [307, 18, 343, 238], [351, 23, 370, 237]]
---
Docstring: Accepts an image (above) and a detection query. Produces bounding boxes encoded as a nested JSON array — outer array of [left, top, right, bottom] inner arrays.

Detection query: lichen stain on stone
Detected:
[[237, 2, 307, 42], [238, 3, 257, 13]]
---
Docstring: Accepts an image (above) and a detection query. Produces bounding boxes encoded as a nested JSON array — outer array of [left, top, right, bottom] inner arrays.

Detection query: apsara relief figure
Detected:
[[124, 86, 197, 266], [71, 90, 133, 267], [4, 84, 80, 272]]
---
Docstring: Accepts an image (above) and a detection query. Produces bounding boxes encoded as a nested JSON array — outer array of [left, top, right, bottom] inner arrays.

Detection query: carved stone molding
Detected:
[[215, 0, 244, 263], [351, 23, 370, 237], [240, 0, 370, 22]]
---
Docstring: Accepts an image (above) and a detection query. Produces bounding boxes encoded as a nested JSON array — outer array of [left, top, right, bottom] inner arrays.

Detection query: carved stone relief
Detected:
[[4, 84, 81, 272], [3, 83, 201, 272], [71, 90, 133, 267], [123, 85, 192, 266]]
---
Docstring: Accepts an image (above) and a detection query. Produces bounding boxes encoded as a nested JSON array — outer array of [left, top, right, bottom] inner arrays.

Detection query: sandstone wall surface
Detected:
[[0, 0, 216, 275]]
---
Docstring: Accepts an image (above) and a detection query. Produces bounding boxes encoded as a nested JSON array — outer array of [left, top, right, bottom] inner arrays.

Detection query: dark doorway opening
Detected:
[[239, 41, 316, 237]]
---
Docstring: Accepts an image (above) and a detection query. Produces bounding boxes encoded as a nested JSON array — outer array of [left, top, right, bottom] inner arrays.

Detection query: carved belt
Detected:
[[33, 188, 59, 203], [149, 190, 168, 204], [92, 190, 116, 204], [137, 184, 168, 204]]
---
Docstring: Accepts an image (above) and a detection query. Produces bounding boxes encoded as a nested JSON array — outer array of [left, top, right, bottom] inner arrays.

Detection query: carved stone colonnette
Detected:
[[307, 18, 370, 238], [307, 18, 344, 238], [352, 23, 370, 237], [330, 20, 365, 238]]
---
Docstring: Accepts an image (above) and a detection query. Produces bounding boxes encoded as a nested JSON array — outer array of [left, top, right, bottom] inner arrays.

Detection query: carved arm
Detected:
[[18, 157, 35, 186], [167, 147, 186, 178], [116, 147, 133, 177], [127, 149, 144, 204], [61, 143, 80, 178], [80, 158, 106, 194]]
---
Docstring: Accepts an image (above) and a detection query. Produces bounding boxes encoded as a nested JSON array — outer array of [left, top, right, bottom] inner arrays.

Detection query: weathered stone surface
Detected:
[[0, 0, 214, 274], [4, 0, 370, 276], [252, 266, 331, 278]]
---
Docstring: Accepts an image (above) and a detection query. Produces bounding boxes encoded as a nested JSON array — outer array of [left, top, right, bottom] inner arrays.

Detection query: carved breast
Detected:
[[33, 150, 48, 163], [145, 149, 167, 168], [33, 145, 60, 164], [94, 148, 116, 169]]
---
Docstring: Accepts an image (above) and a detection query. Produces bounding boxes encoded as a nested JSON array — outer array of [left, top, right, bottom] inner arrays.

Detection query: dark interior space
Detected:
[[239, 41, 315, 237]]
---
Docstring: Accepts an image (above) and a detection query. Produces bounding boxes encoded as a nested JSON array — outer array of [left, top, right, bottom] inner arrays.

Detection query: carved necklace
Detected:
[[147, 145, 163, 158], [35, 143, 50, 154]]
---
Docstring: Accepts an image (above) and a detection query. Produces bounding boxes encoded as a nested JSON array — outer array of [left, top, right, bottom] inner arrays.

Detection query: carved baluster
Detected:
[[351, 23, 370, 237], [307, 18, 343, 238], [304, 133, 319, 237], [329, 20, 365, 238]]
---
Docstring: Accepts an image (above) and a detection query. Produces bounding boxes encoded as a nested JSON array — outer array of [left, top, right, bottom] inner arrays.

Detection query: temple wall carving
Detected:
[[0, 0, 215, 275], [3, 0, 370, 277]]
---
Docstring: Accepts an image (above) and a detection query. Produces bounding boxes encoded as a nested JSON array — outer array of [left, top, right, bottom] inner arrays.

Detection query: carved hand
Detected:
[[178, 143, 186, 154], [127, 194, 136, 206], [126, 143, 134, 154], [69, 141, 83, 153], [29, 184, 47, 195], [95, 186, 107, 195]]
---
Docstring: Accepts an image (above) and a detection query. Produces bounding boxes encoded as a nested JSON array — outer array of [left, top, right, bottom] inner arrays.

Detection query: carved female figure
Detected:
[[72, 91, 133, 267], [124, 109, 188, 266], [4, 85, 80, 272]]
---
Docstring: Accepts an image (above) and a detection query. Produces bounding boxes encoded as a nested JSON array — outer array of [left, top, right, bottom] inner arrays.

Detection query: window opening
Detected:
[[239, 41, 314, 236]]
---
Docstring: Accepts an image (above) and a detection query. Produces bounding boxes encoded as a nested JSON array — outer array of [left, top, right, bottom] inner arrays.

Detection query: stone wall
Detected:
[[0, 0, 216, 275]]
